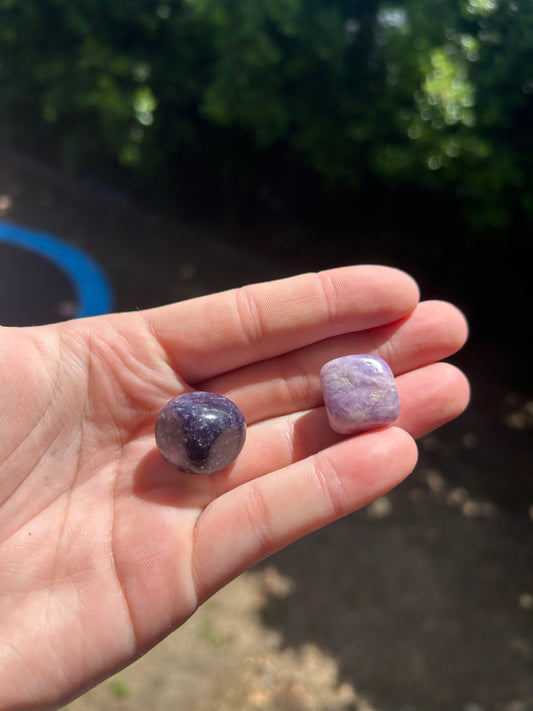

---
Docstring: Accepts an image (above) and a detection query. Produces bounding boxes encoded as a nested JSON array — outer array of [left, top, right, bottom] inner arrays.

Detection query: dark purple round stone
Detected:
[[155, 392, 247, 474]]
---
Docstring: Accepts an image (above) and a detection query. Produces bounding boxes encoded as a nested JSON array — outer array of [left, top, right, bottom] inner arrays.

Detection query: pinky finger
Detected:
[[192, 427, 417, 603]]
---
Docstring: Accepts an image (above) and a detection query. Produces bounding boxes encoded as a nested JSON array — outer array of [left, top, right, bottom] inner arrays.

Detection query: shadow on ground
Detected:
[[256, 400, 533, 710]]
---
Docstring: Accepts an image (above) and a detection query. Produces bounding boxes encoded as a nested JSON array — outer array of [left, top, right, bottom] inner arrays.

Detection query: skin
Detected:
[[0, 265, 469, 710]]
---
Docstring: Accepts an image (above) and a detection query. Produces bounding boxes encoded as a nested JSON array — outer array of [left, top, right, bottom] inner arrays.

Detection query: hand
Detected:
[[0, 266, 469, 710]]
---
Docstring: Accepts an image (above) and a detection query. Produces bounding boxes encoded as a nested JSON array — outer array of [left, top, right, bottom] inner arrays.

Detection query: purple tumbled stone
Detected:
[[320, 354, 400, 435], [155, 392, 246, 474]]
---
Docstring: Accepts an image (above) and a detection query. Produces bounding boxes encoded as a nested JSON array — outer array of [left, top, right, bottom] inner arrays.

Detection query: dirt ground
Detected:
[[1, 147, 532, 711]]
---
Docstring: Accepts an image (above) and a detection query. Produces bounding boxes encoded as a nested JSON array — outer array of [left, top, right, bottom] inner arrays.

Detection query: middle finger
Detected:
[[200, 300, 468, 425]]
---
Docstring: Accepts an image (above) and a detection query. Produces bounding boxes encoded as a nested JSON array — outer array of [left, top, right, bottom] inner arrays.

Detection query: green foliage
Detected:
[[372, 0, 533, 228], [110, 678, 130, 699], [197, 617, 232, 646], [1, 0, 532, 229]]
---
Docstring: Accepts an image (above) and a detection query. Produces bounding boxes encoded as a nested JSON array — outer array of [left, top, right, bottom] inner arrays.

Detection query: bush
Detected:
[[1, 0, 532, 232]]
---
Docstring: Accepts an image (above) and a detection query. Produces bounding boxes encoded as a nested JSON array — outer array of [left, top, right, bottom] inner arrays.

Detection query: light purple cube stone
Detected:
[[320, 354, 400, 435]]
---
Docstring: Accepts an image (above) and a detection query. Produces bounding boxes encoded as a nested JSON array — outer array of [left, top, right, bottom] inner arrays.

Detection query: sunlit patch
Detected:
[[134, 85, 157, 126], [0, 194, 12, 214], [419, 47, 476, 128], [464, 0, 498, 16], [377, 7, 408, 29]]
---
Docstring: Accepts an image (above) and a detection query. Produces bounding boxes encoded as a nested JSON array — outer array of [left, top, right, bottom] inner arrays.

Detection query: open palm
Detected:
[[0, 266, 469, 710]]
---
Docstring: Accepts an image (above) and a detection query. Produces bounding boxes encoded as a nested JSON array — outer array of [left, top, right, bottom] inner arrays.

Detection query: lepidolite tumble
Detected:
[[320, 354, 400, 435], [155, 392, 247, 474]]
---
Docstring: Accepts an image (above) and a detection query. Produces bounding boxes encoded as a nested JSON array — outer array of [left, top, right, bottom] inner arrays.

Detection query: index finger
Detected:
[[142, 265, 419, 383]]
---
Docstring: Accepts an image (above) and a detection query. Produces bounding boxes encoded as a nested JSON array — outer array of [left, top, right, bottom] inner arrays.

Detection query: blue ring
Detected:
[[0, 221, 113, 318]]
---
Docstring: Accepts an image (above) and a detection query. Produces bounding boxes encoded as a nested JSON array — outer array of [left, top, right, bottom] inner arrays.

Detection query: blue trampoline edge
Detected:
[[0, 221, 114, 318]]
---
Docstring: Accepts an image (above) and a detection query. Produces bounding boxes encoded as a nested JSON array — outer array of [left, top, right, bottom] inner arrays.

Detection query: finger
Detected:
[[201, 300, 468, 424], [192, 427, 418, 602], [142, 266, 419, 382], [207, 361, 469, 496], [393, 362, 470, 438]]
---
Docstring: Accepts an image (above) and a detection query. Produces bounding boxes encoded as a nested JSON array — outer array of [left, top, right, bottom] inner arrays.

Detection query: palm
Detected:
[[0, 267, 469, 710]]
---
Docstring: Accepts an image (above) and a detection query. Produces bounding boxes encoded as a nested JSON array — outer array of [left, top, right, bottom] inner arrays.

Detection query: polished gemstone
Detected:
[[320, 354, 400, 435], [155, 392, 247, 474]]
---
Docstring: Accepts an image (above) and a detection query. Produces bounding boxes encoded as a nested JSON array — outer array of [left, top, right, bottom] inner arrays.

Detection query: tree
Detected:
[[1, 0, 532, 230]]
